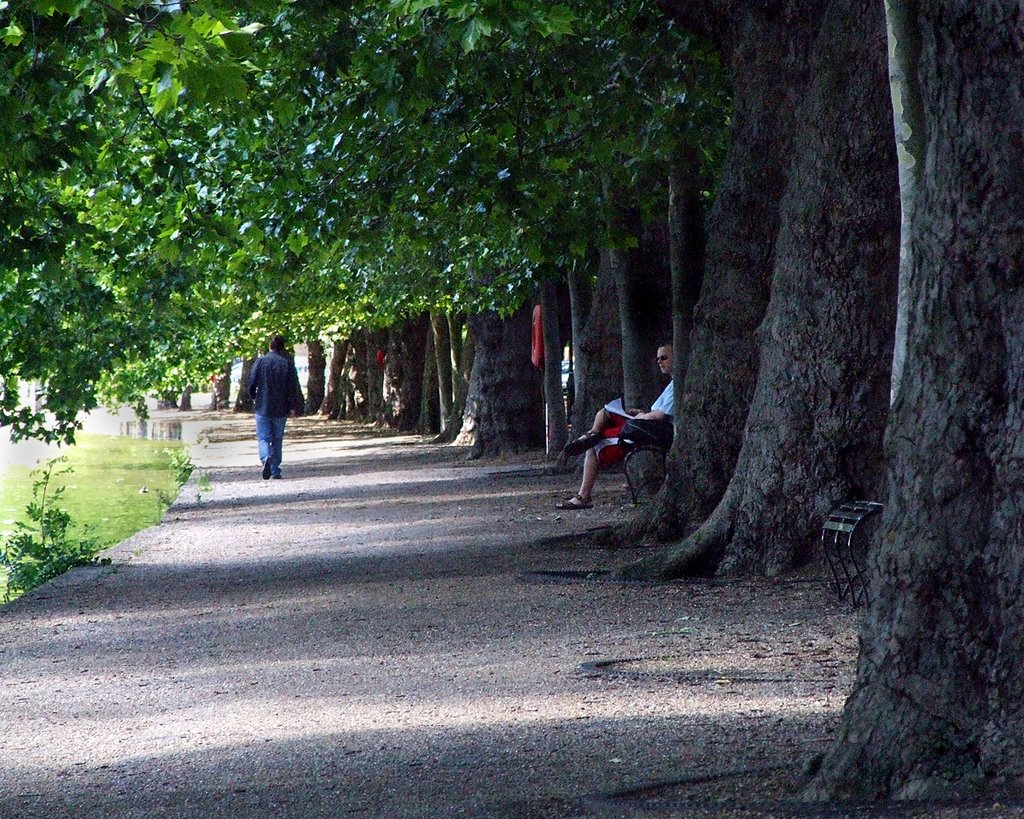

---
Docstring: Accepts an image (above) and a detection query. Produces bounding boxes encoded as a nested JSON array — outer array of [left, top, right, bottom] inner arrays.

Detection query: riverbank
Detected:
[[0, 412, 1008, 817], [0, 402, 221, 546]]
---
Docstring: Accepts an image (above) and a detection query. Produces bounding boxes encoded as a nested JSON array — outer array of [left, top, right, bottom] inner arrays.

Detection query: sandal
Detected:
[[556, 494, 593, 510], [563, 431, 601, 457]]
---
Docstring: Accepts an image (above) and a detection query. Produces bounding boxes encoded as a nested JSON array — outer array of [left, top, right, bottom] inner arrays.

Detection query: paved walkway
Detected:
[[0, 416, 856, 817]]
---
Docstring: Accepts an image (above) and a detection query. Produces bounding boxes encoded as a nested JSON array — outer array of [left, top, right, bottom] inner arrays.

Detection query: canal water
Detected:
[[0, 404, 206, 549]]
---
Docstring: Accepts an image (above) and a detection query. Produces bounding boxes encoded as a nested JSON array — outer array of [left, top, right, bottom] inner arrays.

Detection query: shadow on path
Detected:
[[0, 416, 874, 817]]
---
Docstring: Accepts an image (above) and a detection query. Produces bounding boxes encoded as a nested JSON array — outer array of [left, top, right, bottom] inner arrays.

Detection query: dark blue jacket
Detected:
[[246, 351, 303, 418]]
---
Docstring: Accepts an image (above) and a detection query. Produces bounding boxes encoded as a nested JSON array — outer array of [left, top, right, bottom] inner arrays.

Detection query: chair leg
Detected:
[[623, 447, 667, 504], [624, 450, 641, 504]]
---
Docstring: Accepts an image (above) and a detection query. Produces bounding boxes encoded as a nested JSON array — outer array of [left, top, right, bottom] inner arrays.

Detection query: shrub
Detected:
[[1, 457, 106, 601], [165, 446, 195, 487]]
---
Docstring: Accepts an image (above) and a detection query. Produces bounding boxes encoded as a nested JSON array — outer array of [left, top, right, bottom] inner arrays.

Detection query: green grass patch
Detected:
[[0, 433, 186, 554]]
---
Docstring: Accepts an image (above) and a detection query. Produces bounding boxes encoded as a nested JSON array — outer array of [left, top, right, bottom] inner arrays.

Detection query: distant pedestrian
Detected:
[[247, 335, 304, 480]]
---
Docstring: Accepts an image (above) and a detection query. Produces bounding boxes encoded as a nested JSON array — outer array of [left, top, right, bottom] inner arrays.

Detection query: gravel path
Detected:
[[0, 415, 871, 817]]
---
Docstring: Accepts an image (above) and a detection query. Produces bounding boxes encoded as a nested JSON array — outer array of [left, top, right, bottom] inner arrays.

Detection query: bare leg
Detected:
[[577, 449, 600, 502], [588, 408, 609, 434]]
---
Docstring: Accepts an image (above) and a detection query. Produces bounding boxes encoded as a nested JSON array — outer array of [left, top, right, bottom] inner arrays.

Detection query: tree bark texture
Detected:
[[569, 250, 622, 438], [884, 0, 926, 403], [809, 1, 1024, 800], [419, 320, 440, 434], [364, 328, 387, 422], [383, 314, 429, 432], [629, 0, 899, 577], [451, 313, 472, 412], [539, 280, 568, 456], [462, 306, 544, 459], [431, 312, 454, 433], [565, 258, 593, 423], [667, 140, 705, 384], [345, 333, 367, 419], [605, 182, 674, 410], [627, 3, 807, 544], [211, 363, 231, 411], [178, 385, 192, 412], [233, 356, 255, 413], [304, 339, 326, 416], [448, 316, 476, 445], [321, 339, 347, 418]]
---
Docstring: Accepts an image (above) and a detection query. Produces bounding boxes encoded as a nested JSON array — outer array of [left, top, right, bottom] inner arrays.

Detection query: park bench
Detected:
[[821, 500, 883, 607]]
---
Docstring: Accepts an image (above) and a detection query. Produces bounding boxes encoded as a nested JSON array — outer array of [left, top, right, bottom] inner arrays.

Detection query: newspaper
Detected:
[[603, 398, 633, 419]]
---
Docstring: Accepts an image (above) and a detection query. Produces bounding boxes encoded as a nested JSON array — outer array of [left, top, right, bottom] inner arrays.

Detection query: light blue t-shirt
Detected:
[[651, 380, 674, 415]]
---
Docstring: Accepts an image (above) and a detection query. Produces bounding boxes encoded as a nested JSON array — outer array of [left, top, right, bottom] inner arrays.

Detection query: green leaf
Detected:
[[536, 5, 576, 37], [461, 17, 492, 52], [407, 0, 442, 13], [2, 22, 25, 45]]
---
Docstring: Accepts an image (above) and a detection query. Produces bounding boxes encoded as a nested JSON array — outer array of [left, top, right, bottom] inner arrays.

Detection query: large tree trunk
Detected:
[[605, 180, 674, 410], [178, 385, 192, 412], [210, 363, 231, 411], [364, 328, 387, 422], [462, 306, 544, 459], [883, 0, 925, 403], [431, 312, 454, 433], [344, 333, 366, 419], [624, 0, 899, 577], [321, 339, 347, 419], [565, 258, 593, 423], [570, 250, 622, 438], [539, 280, 568, 456], [233, 357, 255, 413], [419, 319, 441, 434], [667, 140, 705, 383], [808, 1, 1024, 801], [621, 5, 804, 544], [383, 315, 429, 432], [304, 339, 326, 416], [445, 315, 475, 445]]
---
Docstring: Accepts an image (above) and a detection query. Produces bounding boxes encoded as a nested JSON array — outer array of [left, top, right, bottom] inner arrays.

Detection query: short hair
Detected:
[[658, 342, 672, 350], [269, 335, 286, 352]]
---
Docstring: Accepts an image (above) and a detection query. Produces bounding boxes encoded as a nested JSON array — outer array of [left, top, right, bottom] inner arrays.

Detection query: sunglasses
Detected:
[[656, 355, 669, 362]]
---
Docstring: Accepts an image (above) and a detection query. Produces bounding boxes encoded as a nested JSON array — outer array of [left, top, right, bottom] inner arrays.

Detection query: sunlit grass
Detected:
[[0, 434, 186, 592]]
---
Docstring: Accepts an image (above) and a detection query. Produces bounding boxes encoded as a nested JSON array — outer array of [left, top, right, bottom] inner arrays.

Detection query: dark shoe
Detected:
[[563, 431, 601, 457], [271, 473, 281, 479], [262, 459, 272, 480]]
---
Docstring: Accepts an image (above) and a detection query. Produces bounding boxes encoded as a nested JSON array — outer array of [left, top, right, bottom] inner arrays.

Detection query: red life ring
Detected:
[[531, 304, 544, 369]]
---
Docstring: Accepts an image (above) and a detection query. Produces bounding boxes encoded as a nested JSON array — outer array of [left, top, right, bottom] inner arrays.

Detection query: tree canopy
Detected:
[[0, 0, 727, 442]]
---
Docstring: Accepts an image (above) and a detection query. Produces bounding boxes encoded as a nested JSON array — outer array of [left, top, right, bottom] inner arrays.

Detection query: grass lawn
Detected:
[[0, 433, 186, 562]]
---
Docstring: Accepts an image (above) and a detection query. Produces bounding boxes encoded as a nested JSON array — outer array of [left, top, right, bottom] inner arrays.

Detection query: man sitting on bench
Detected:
[[555, 343, 673, 510]]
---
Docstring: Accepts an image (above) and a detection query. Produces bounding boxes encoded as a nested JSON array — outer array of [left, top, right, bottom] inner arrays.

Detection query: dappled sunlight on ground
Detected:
[[0, 412, 863, 816]]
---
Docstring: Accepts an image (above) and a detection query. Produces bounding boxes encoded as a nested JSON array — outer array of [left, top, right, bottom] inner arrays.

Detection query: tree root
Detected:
[[611, 477, 689, 548], [616, 488, 738, 580]]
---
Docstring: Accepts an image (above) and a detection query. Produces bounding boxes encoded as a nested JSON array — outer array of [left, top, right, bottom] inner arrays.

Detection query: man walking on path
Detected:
[[247, 335, 304, 479]]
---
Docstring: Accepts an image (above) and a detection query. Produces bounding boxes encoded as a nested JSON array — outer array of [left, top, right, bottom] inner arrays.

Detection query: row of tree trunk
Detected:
[[632, 0, 1024, 803], [208, 0, 1023, 799], [224, 314, 475, 439]]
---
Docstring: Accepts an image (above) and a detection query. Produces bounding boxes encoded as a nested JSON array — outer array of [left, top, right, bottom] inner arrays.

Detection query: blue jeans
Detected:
[[255, 414, 287, 477]]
